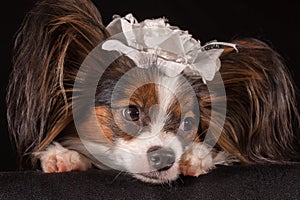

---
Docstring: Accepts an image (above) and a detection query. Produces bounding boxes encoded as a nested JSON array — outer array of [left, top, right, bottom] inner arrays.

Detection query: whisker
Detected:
[[110, 170, 125, 184]]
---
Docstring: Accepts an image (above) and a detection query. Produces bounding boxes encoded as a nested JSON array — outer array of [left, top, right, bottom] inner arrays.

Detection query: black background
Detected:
[[1, 0, 299, 171]]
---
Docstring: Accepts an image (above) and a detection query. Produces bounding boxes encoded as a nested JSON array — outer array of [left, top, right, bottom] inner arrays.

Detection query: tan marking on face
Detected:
[[118, 83, 158, 110], [95, 106, 114, 141]]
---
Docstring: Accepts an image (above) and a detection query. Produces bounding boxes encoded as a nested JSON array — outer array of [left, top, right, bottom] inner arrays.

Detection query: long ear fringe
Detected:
[[216, 38, 300, 163], [6, 0, 109, 169]]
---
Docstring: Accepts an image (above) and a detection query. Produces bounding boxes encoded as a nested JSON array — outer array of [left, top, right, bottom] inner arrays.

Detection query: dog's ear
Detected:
[[214, 38, 300, 163], [7, 0, 109, 169]]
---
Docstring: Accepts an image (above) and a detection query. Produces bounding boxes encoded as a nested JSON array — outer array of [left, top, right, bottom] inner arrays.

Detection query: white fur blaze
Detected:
[[35, 142, 92, 173]]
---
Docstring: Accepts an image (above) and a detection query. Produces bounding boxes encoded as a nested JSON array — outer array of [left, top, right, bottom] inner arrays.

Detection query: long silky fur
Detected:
[[198, 39, 300, 163], [6, 0, 110, 169], [7, 0, 300, 171]]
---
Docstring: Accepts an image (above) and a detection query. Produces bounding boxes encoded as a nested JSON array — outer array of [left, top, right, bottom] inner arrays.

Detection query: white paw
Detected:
[[180, 143, 237, 177], [34, 142, 92, 173], [180, 143, 215, 176]]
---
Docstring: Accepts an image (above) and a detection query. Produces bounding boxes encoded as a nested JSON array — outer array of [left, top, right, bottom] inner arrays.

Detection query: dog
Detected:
[[7, 0, 300, 184]]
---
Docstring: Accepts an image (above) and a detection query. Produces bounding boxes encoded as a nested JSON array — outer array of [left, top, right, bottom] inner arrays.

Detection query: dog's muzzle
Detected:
[[147, 146, 175, 171]]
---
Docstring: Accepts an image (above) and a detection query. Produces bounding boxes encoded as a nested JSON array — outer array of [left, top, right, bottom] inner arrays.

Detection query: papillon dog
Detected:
[[7, 0, 300, 184]]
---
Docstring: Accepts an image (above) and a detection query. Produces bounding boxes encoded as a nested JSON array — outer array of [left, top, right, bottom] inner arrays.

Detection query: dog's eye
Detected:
[[122, 105, 140, 121], [180, 117, 195, 132]]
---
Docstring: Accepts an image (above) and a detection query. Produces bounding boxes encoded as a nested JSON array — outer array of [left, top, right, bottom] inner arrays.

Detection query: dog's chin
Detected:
[[132, 164, 180, 184]]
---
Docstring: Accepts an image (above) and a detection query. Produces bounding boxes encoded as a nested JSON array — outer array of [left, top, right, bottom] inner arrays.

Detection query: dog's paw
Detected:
[[34, 142, 91, 173], [180, 143, 238, 177], [179, 143, 215, 177]]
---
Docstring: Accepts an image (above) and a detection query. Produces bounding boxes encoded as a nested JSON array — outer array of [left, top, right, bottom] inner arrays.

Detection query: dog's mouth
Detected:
[[133, 163, 180, 184], [134, 171, 174, 184], [139, 171, 165, 179]]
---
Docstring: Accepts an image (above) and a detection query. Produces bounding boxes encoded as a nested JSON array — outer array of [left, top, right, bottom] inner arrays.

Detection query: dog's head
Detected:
[[72, 53, 202, 183]]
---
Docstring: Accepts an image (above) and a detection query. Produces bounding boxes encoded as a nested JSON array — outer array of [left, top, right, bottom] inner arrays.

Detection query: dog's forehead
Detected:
[[119, 76, 195, 113], [127, 83, 159, 110], [101, 64, 198, 116]]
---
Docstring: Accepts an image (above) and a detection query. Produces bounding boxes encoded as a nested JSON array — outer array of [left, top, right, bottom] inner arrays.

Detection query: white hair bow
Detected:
[[102, 13, 237, 83]]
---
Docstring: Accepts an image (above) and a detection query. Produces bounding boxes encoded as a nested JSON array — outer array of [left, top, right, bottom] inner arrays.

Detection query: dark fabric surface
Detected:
[[0, 164, 299, 200]]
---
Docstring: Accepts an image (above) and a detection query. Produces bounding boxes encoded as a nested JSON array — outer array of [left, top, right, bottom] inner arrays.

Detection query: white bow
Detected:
[[102, 13, 237, 83]]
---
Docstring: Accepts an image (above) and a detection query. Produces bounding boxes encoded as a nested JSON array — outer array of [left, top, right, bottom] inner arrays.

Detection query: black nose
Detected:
[[147, 146, 175, 171]]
